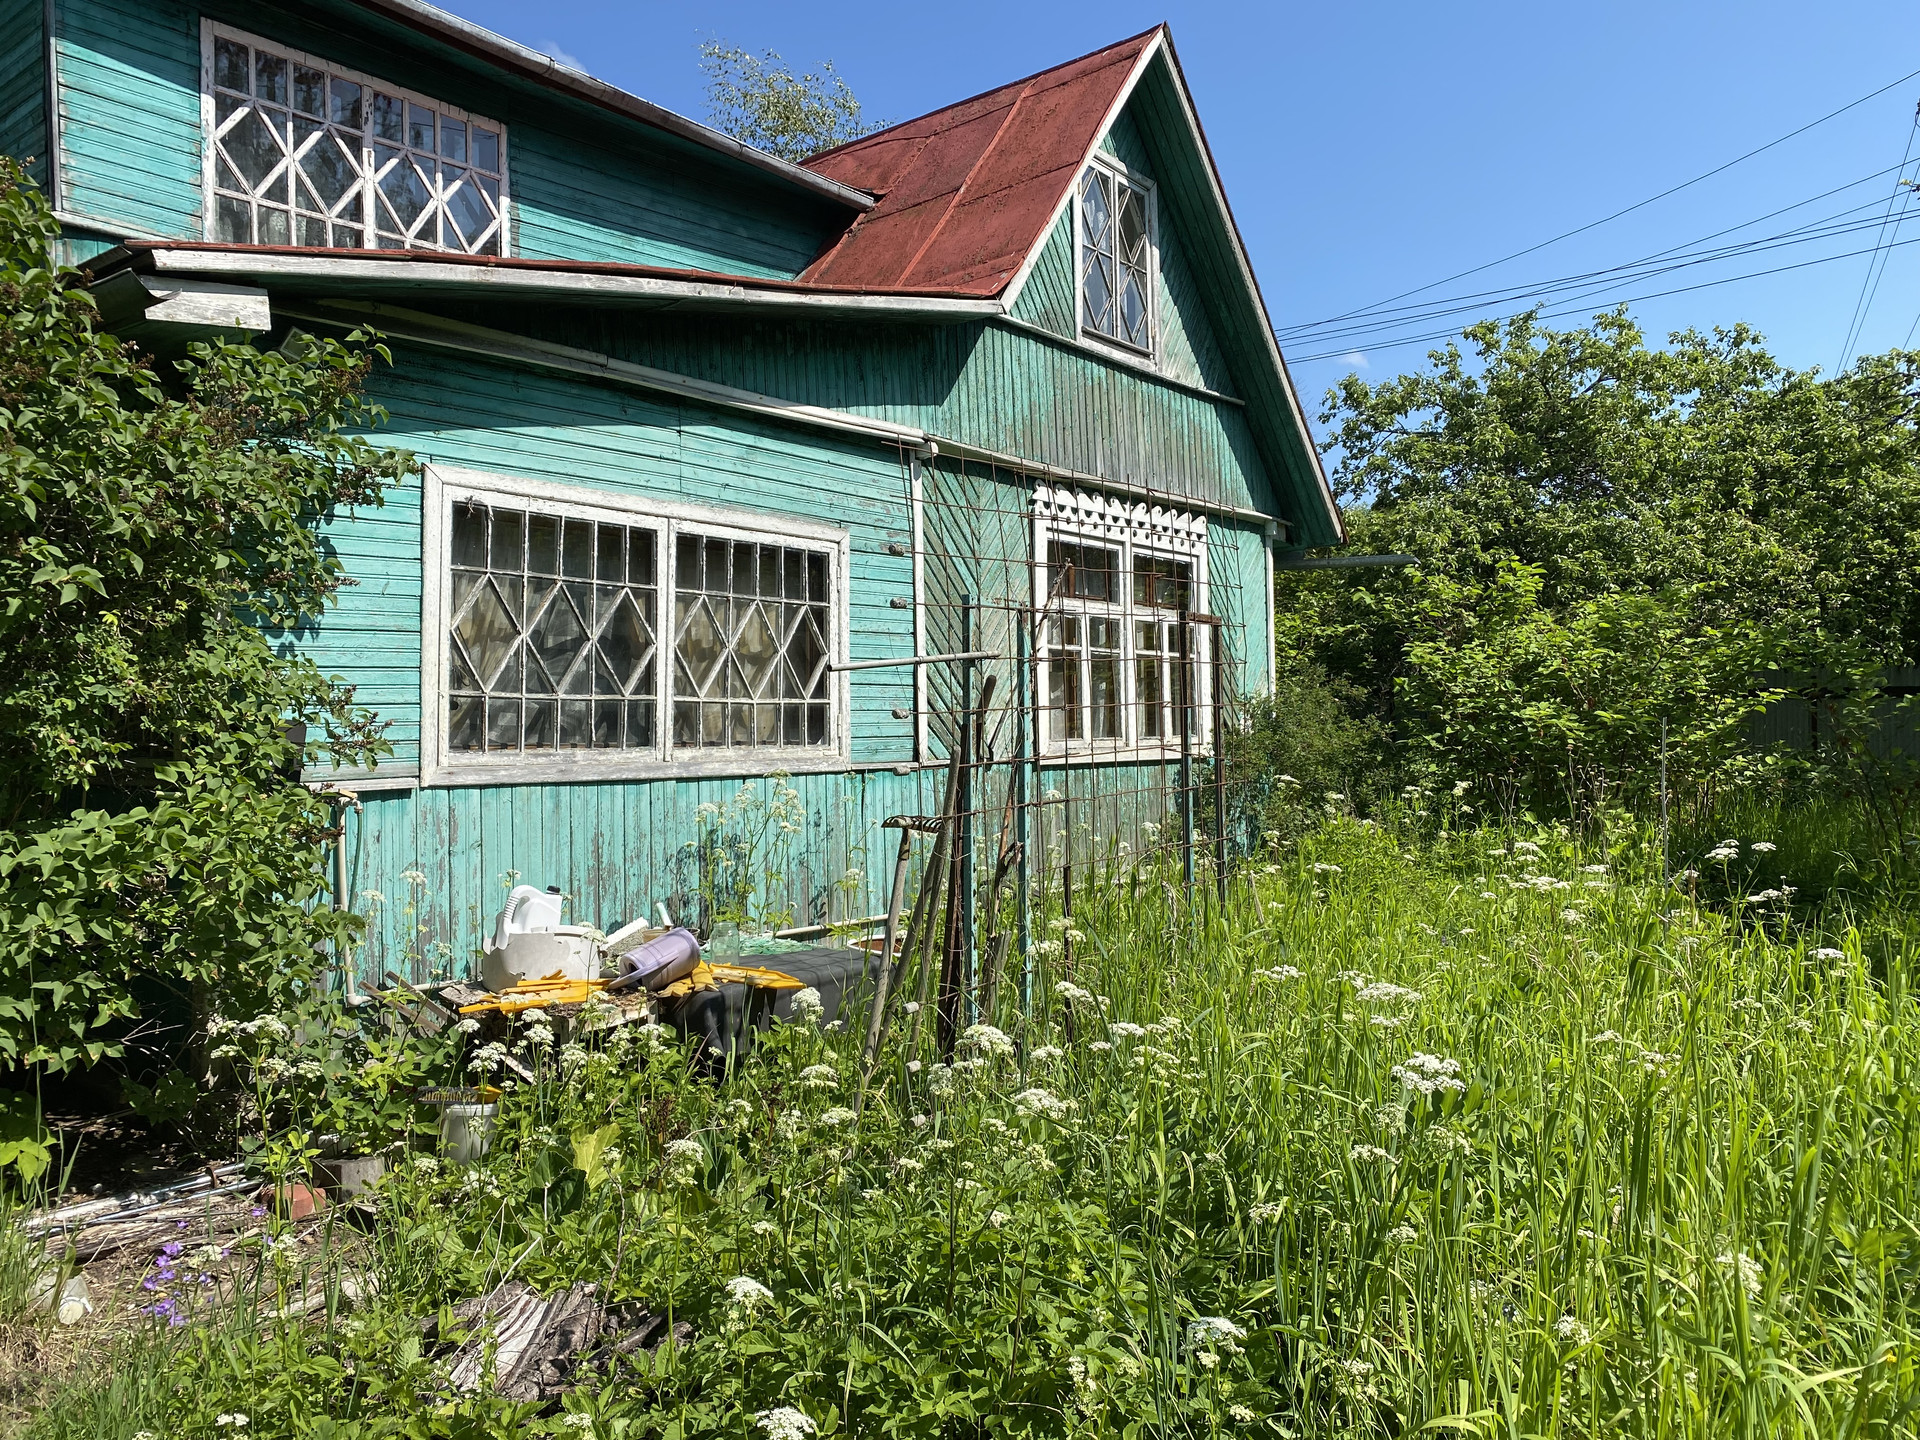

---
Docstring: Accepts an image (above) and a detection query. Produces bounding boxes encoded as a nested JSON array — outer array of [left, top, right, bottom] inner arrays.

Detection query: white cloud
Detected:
[[540, 41, 584, 71], [1340, 351, 1370, 370]]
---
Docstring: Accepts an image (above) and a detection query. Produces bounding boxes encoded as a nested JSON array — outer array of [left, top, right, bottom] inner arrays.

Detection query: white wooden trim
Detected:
[[42, 0, 62, 211], [910, 450, 928, 764], [1263, 523, 1277, 695], [139, 249, 1003, 320], [1031, 483, 1211, 760], [1073, 158, 1158, 364], [419, 464, 852, 787], [200, 19, 511, 256]]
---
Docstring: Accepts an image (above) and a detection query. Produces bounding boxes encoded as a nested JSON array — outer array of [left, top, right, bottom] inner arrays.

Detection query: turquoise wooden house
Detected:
[[2, 0, 1342, 977]]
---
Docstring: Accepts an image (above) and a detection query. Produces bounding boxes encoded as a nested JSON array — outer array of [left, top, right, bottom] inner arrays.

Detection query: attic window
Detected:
[[201, 22, 509, 255], [1079, 161, 1153, 354]]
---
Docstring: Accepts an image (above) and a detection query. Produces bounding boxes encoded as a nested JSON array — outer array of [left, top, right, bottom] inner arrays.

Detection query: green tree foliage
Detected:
[[698, 40, 878, 161], [1286, 310, 1920, 817], [0, 161, 410, 1078]]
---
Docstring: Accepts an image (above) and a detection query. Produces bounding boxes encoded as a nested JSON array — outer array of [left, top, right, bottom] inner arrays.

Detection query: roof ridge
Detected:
[[800, 23, 1165, 168]]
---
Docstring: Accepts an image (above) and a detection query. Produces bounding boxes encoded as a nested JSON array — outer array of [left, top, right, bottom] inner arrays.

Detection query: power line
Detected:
[[1290, 63, 1920, 336], [1276, 158, 1913, 343], [1836, 102, 1920, 369], [1284, 204, 1918, 354], [1286, 227, 1920, 365]]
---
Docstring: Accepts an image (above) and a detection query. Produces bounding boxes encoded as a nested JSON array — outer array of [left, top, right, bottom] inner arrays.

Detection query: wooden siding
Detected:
[[441, 305, 1277, 517], [1099, 110, 1238, 398], [1009, 210, 1076, 339], [1117, 53, 1335, 546], [55, 0, 201, 237], [297, 340, 920, 772], [1, 0, 46, 188], [343, 765, 939, 981], [47, 0, 846, 277]]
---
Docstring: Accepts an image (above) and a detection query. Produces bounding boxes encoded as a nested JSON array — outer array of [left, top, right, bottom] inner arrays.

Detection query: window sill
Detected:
[[421, 747, 851, 788], [1037, 745, 1213, 767]]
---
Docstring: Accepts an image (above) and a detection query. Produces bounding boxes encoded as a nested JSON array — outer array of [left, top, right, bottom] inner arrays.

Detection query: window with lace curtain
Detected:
[[201, 22, 509, 254]]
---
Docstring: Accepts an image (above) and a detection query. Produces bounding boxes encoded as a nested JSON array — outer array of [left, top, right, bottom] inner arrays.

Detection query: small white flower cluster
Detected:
[[1253, 965, 1303, 982], [1810, 946, 1846, 961], [1054, 980, 1097, 1006], [215, 1415, 251, 1429], [798, 1063, 838, 1092], [1581, 863, 1609, 874], [726, 1275, 774, 1310], [1386, 1224, 1417, 1246], [468, 1041, 508, 1075], [1553, 1314, 1591, 1345], [1108, 1021, 1147, 1041], [1350, 1144, 1395, 1165], [1390, 1053, 1465, 1095], [789, 988, 825, 1026], [1705, 839, 1740, 864], [987, 1209, 1011, 1230], [1185, 1316, 1246, 1357], [662, 1137, 704, 1185], [1247, 1201, 1283, 1224], [1312, 862, 1343, 876], [1751, 841, 1777, 853], [1355, 981, 1421, 1006], [962, 1023, 1015, 1059], [755, 1407, 817, 1440], [1028, 1044, 1065, 1064], [1012, 1087, 1073, 1122], [819, 1106, 857, 1128]]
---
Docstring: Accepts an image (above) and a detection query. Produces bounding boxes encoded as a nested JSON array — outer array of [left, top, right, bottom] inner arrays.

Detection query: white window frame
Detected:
[[199, 20, 512, 255], [1032, 485, 1210, 761], [421, 465, 851, 787], [1075, 154, 1157, 362]]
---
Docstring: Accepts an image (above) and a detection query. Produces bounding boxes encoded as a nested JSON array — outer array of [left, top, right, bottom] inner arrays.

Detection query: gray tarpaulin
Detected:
[[658, 947, 879, 1071]]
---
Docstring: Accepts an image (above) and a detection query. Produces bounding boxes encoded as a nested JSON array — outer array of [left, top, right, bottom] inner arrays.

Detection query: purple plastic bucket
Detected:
[[606, 927, 702, 993]]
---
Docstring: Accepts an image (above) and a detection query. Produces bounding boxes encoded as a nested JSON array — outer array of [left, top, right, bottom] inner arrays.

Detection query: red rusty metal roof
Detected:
[[797, 27, 1162, 295]]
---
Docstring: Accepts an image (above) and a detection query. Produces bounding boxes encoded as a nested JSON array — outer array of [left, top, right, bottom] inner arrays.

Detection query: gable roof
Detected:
[[797, 29, 1157, 294], [797, 26, 1340, 546]]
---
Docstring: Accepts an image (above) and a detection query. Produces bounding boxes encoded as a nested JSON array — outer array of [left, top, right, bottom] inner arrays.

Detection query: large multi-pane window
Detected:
[[202, 24, 508, 254], [437, 484, 839, 772], [447, 502, 658, 755], [1038, 490, 1206, 755], [1079, 161, 1153, 354]]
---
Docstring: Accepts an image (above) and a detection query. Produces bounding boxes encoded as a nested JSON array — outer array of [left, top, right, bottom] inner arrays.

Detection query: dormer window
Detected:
[[1078, 160, 1154, 355], [201, 23, 509, 255]]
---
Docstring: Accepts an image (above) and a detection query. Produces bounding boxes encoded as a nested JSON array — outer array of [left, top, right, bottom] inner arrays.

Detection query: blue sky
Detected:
[[453, 0, 1920, 410]]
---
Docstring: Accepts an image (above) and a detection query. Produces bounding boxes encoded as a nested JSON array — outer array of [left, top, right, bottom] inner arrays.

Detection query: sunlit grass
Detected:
[[23, 815, 1920, 1439]]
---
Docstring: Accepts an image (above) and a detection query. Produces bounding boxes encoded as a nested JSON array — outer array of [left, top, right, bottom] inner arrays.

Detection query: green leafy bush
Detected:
[[0, 160, 409, 1100]]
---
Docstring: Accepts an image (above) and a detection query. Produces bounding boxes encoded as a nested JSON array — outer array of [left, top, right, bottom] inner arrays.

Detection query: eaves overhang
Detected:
[[86, 243, 1007, 321], [342, 0, 876, 213]]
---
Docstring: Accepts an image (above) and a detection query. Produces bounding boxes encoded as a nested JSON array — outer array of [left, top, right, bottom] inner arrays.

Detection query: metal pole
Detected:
[[1179, 607, 1195, 895], [958, 595, 977, 1023], [1210, 630, 1229, 905], [1015, 610, 1032, 1016]]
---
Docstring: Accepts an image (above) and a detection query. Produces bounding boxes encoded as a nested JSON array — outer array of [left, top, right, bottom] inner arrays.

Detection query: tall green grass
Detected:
[[21, 815, 1920, 1438]]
